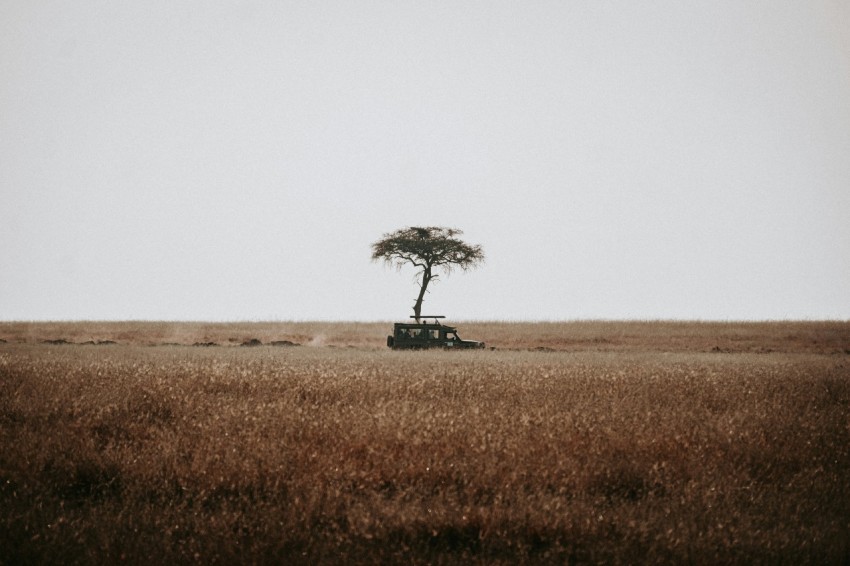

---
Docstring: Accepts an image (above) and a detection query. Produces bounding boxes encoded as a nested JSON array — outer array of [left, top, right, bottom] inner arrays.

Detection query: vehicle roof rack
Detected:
[[410, 315, 445, 319]]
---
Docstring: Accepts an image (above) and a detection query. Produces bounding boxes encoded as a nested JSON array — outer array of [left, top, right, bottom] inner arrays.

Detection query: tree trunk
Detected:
[[412, 265, 432, 323]]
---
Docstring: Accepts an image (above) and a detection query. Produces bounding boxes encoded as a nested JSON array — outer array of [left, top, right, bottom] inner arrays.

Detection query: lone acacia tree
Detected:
[[371, 226, 485, 322]]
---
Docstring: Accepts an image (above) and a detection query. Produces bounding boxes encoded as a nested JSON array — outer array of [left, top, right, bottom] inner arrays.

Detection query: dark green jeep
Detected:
[[386, 317, 485, 350]]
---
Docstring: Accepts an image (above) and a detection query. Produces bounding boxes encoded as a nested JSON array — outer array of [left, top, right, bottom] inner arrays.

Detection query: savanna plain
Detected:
[[1, 321, 849, 564]]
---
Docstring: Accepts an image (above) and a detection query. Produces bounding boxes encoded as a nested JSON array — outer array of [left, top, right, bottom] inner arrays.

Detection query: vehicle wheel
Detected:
[[387, 335, 394, 348]]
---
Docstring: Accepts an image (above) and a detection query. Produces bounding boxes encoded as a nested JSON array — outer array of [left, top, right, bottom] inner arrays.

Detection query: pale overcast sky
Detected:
[[2, 1, 848, 321]]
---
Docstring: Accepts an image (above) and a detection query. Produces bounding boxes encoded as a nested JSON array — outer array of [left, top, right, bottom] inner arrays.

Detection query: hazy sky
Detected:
[[2, 1, 849, 321]]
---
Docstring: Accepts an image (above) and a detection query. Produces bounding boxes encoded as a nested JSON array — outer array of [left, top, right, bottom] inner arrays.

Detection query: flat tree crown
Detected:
[[371, 226, 484, 272]]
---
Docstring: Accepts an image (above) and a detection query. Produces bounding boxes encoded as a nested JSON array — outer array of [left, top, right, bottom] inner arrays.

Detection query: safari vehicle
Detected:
[[386, 316, 485, 350]]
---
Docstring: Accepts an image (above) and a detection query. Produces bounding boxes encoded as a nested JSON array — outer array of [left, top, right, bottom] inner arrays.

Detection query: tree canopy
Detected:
[[371, 226, 484, 322]]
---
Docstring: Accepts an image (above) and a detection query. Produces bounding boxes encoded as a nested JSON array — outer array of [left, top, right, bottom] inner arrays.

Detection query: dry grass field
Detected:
[[1, 321, 849, 564]]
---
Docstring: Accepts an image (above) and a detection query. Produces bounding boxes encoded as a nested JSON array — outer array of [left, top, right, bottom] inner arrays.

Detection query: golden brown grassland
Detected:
[[1, 321, 849, 564]]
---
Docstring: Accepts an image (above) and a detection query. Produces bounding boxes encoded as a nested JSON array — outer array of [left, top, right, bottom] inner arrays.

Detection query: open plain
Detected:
[[1, 321, 849, 564]]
